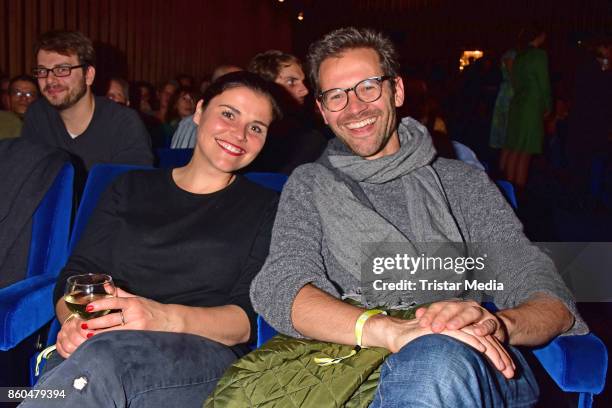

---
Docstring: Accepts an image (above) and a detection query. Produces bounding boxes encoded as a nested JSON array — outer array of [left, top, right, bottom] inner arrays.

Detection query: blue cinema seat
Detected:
[[68, 164, 154, 253], [155, 148, 193, 168], [245, 172, 288, 192], [0, 163, 74, 351], [495, 180, 518, 209]]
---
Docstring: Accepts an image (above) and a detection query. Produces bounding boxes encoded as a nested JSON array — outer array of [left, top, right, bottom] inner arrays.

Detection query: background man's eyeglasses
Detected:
[[318, 75, 392, 112], [32, 64, 86, 79], [11, 90, 36, 98]]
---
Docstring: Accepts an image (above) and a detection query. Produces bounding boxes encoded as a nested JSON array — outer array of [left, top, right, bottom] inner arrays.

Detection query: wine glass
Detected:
[[64, 273, 116, 320]]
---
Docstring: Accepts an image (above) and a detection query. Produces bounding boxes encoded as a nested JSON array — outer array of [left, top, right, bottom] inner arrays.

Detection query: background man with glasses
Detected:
[[250, 27, 585, 406], [0, 75, 38, 139], [21, 30, 152, 175]]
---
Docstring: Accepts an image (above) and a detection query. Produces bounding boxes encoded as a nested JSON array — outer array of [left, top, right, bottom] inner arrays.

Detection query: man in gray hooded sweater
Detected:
[[250, 27, 586, 407]]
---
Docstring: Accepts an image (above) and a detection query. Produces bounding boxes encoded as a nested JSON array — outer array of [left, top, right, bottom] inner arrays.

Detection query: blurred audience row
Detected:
[[0, 31, 328, 185], [1, 29, 610, 208]]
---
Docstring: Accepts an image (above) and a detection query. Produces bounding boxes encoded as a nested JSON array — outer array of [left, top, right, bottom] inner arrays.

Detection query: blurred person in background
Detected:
[[248, 50, 309, 106], [154, 87, 197, 148], [176, 73, 195, 90], [492, 48, 517, 172], [0, 75, 39, 139], [567, 35, 612, 207], [132, 80, 156, 115], [155, 79, 178, 123], [106, 77, 130, 106], [503, 25, 551, 196], [402, 77, 456, 160], [170, 65, 243, 149], [246, 50, 327, 174], [22, 30, 153, 179]]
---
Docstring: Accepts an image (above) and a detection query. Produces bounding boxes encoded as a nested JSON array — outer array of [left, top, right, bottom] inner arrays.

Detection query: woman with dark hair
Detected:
[[131, 80, 157, 115], [166, 87, 198, 124], [503, 26, 552, 194], [155, 80, 179, 123], [22, 71, 281, 408], [154, 87, 198, 147]]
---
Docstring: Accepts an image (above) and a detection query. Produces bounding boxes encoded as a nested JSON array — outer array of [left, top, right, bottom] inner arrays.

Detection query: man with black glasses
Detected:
[[22, 30, 152, 172], [249, 27, 586, 407]]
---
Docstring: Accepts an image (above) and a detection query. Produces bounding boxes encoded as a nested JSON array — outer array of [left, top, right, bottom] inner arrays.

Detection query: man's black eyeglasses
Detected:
[[32, 64, 86, 79]]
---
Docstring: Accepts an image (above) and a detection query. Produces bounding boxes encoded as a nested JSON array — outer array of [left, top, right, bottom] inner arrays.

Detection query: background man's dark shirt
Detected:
[[21, 96, 153, 171]]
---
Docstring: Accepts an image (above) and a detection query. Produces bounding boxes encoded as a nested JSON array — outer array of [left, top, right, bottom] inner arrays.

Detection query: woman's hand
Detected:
[[55, 315, 89, 358], [83, 287, 178, 335]]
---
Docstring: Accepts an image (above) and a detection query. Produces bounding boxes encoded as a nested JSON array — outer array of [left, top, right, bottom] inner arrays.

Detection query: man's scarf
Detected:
[[313, 117, 465, 307]]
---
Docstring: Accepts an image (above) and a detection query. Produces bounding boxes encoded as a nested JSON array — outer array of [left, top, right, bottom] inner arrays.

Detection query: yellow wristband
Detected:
[[313, 309, 387, 367], [355, 309, 387, 348]]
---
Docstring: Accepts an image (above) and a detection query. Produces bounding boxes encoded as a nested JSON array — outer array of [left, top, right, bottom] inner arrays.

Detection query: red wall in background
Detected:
[[0, 0, 293, 84]]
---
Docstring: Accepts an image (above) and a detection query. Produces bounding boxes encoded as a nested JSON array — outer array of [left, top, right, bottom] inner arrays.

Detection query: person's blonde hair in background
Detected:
[[248, 50, 309, 105]]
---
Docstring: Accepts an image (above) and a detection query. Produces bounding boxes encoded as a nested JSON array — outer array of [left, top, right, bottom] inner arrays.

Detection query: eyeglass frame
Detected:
[[317, 75, 394, 112], [10, 89, 37, 99], [32, 64, 87, 79]]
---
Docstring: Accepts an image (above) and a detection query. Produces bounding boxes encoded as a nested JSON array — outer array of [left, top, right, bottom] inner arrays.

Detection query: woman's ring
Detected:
[[120, 311, 126, 326]]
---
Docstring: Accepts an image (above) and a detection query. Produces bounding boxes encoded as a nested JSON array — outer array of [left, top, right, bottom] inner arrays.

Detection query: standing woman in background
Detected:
[[503, 26, 552, 195], [491, 47, 516, 171]]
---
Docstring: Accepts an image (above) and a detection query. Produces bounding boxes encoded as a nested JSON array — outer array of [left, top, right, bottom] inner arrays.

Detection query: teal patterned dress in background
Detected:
[[489, 49, 516, 148]]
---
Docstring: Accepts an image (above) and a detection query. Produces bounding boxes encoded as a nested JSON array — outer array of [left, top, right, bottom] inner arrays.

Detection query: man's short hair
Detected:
[[307, 27, 400, 94], [34, 30, 96, 67], [9, 75, 38, 92], [248, 50, 301, 82]]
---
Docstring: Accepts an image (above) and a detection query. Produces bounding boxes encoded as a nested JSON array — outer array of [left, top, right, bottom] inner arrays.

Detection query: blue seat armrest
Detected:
[[483, 302, 607, 395], [532, 333, 607, 394], [0, 274, 57, 350], [256, 315, 278, 348]]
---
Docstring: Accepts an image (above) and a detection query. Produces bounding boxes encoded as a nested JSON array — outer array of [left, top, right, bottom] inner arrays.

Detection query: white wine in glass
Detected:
[[64, 273, 116, 319]]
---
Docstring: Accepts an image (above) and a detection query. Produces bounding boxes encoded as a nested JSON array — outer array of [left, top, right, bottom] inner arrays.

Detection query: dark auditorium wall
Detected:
[[0, 0, 293, 85], [291, 0, 611, 76], [1, 0, 609, 85]]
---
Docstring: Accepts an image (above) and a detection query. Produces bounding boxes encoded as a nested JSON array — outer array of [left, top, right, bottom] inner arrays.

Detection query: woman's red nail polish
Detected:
[[81, 323, 88, 330], [87, 333, 93, 339], [86, 305, 94, 312]]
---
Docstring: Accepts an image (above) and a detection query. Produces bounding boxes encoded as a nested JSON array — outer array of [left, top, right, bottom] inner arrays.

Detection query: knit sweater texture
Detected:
[[251, 147, 587, 338]]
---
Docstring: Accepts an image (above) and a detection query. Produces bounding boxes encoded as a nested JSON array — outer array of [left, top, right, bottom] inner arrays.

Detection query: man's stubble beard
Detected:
[[47, 76, 88, 111], [335, 107, 397, 159]]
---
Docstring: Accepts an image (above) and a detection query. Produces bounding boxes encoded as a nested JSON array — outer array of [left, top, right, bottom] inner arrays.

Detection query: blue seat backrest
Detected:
[[0, 162, 72, 353], [495, 180, 518, 209], [244, 172, 288, 192], [155, 148, 193, 168], [26, 163, 74, 278], [69, 164, 153, 252]]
